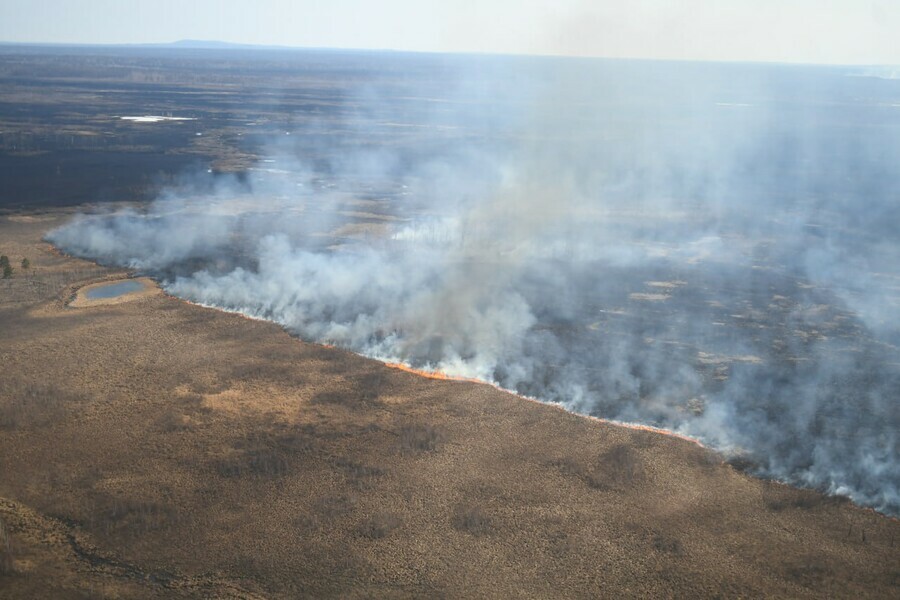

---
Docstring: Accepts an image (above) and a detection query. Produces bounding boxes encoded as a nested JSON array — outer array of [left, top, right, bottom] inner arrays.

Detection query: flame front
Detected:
[[383, 362, 707, 449], [384, 362, 483, 383]]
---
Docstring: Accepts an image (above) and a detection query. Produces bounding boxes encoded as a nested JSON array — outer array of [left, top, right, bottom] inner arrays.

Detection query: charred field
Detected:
[[1, 46, 900, 598]]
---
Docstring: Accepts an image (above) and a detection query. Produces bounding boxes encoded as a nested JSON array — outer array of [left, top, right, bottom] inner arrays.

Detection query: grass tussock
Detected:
[[652, 533, 684, 556], [355, 371, 387, 401], [358, 512, 401, 539], [725, 454, 760, 474], [335, 458, 384, 490], [600, 444, 645, 486], [295, 495, 359, 534], [315, 494, 359, 520], [154, 411, 192, 433], [310, 390, 362, 408], [399, 424, 443, 453], [763, 486, 848, 512], [553, 444, 646, 491], [0, 380, 82, 430], [787, 556, 833, 588], [81, 497, 179, 538], [230, 361, 303, 387], [0, 517, 14, 576], [215, 427, 315, 479], [452, 504, 491, 536], [216, 448, 289, 478]]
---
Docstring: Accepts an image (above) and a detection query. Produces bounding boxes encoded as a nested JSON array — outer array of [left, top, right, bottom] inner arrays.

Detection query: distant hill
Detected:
[[148, 39, 294, 51]]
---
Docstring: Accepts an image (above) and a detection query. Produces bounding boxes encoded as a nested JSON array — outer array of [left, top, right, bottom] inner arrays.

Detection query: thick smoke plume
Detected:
[[50, 56, 900, 515]]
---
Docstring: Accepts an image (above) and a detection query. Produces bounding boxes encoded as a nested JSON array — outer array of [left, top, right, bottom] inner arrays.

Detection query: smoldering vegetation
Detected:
[[49, 56, 900, 515]]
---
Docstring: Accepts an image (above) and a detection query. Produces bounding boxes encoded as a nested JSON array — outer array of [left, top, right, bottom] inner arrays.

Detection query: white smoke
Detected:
[[48, 56, 900, 515]]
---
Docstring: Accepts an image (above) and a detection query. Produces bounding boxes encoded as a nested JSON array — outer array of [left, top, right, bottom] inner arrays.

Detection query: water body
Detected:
[[85, 280, 143, 300]]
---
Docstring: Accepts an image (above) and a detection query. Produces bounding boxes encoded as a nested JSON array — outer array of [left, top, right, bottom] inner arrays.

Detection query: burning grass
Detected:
[[385, 361, 482, 383]]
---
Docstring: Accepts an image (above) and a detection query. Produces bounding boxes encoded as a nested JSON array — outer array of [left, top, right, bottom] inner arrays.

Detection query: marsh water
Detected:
[[85, 280, 143, 300]]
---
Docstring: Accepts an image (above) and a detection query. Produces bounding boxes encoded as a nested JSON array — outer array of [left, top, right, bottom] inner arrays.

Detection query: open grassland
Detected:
[[1, 213, 898, 598]]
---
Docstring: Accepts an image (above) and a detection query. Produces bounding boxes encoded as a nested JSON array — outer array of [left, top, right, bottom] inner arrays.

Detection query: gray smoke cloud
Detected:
[[49, 57, 900, 515]]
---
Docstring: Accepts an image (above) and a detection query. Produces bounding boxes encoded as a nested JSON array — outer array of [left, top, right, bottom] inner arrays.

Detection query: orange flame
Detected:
[[383, 362, 706, 448], [384, 362, 483, 384]]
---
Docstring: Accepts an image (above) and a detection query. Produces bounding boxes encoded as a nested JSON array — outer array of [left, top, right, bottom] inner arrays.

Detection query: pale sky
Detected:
[[1, 0, 897, 65]]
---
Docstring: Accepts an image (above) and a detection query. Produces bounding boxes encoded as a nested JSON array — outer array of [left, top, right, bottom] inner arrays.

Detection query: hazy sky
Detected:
[[1, 0, 897, 65]]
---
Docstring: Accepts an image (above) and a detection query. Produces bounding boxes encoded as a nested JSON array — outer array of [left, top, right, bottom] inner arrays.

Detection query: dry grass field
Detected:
[[1, 212, 898, 598]]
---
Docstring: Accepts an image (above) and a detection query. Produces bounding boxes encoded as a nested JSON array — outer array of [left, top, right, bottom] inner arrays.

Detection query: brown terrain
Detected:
[[0, 211, 898, 598]]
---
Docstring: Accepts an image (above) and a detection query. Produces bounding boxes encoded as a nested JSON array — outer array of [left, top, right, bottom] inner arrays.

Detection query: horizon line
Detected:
[[0, 39, 894, 69]]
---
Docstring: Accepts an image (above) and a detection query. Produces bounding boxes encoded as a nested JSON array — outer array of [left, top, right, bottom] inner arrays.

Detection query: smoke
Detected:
[[49, 56, 900, 515]]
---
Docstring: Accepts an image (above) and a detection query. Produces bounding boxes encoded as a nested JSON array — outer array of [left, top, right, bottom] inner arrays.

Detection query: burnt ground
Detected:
[[1, 213, 898, 599]]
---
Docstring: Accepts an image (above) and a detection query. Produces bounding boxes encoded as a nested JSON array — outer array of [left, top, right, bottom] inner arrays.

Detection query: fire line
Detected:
[[383, 362, 707, 448]]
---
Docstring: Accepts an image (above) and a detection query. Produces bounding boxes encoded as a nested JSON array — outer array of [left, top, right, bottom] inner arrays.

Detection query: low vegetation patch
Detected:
[[355, 371, 387, 401], [81, 497, 180, 538], [652, 533, 684, 556], [311, 390, 361, 408], [0, 380, 82, 430], [725, 454, 760, 473], [214, 427, 315, 479], [763, 485, 848, 512], [399, 424, 443, 452], [452, 504, 492, 536], [334, 458, 384, 490], [552, 444, 646, 490], [0, 517, 14, 575], [787, 555, 833, 588], [358, 512, 401, 539], [600, 444, 645, 487], [216, 448, 289, 478]]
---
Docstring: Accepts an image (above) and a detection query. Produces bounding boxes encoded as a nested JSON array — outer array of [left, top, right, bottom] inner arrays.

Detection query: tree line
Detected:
[[0, 255, 29, 279]]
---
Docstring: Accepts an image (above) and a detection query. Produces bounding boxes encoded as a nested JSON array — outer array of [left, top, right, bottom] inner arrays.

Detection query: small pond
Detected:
[[85, 280, 144, 300]]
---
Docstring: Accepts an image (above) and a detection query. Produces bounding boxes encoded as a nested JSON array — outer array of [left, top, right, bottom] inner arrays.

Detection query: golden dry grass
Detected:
[[0, 213, 898, 599]]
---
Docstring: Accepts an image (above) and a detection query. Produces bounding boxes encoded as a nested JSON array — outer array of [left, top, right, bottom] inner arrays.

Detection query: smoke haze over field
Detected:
[[50, 55, 900, 514]]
